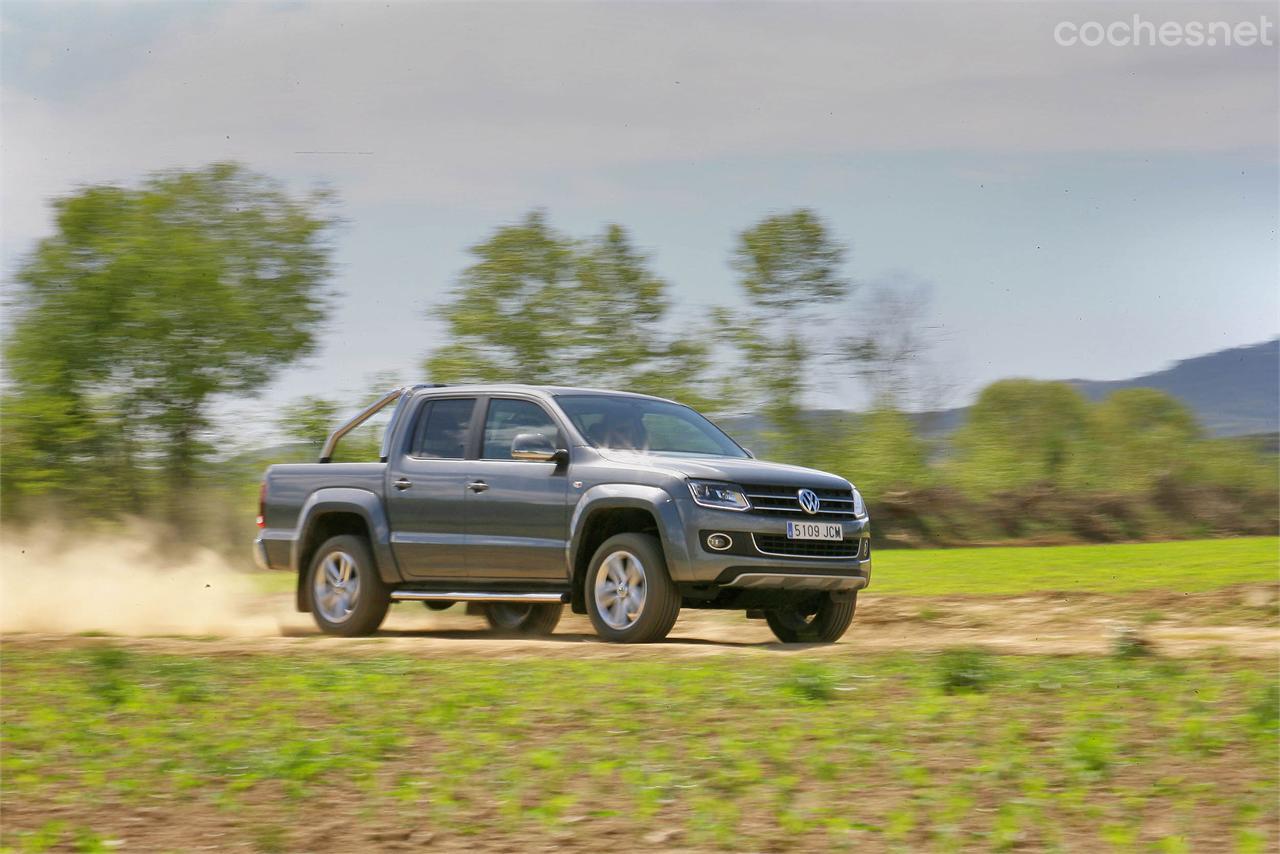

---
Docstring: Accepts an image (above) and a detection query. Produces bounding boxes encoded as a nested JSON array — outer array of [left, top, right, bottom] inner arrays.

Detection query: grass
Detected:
[[872, 536, 1278, 596], [249, 536, 1279, 598], [2, 647, 1276, 851]]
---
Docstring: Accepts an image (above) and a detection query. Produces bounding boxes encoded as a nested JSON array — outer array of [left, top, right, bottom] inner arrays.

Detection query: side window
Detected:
[[482, 399, 561, 460], [410, 398, 477, 459]]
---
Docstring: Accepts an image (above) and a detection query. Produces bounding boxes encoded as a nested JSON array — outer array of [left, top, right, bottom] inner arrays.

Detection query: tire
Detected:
[[483, 602, 563, 636], [306, 535, 391, 637], [585, 533, 680, 643], [765, 594, 857, 644]]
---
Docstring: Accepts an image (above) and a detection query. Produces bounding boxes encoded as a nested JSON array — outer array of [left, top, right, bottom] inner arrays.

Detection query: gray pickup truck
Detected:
[[255, 384, 871, 643]]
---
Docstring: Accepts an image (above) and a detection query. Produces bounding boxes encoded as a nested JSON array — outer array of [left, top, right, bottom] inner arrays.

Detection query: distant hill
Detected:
[[717, 338, 1279, 447], [916, 338, 1279, 439], [1065, 338, 1278, 437]]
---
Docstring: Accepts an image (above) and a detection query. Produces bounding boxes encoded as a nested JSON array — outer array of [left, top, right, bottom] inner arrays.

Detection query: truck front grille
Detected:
[[741, 484, 860, 520], [752, 534, 862, 559]]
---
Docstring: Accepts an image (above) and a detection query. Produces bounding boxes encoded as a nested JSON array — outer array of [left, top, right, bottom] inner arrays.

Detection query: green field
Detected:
[[250, 537, 1279, 598], [2, 647, 1276, 852], [872, 537, 1279, 596]]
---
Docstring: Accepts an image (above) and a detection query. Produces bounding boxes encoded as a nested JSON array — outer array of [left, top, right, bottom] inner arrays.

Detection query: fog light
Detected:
[[706, 533, 733, 551]]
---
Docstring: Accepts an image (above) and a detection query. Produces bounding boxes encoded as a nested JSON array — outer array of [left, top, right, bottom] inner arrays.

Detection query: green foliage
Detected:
[[2, 163, 335, 521], [1185, 435, 1277, 492], [1091, 389, 1200, 493], [948, 380, 1095, 495], [425, 211, 711, 404], [821, 408, 932, 496], [277, 395, 343, 448], [276, 393, 383, 462], [783, 662, 836, 702], [3, 649, 1274, 850], [86, 647, 132, 707], [731, 208, 848, 311], [728, 209, 850, 465], [929, 381, 1275, 540], [935, 648, 999, 693]]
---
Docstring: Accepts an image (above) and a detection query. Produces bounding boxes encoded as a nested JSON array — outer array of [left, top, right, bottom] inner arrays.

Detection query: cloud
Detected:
[[4, 0, 1275, 259]]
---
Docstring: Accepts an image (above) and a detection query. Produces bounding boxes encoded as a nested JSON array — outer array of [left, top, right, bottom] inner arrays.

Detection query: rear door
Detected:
[[464, 396, 571, 581], [385, 396, 478, 579]]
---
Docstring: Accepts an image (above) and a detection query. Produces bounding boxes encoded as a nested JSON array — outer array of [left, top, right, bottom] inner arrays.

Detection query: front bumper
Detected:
[[671, 501, 871, 589], [723, 570, 867, 592]]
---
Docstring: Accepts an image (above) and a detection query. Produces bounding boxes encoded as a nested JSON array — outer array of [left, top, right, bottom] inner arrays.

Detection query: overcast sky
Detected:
[[3, 0, 1276, 431]]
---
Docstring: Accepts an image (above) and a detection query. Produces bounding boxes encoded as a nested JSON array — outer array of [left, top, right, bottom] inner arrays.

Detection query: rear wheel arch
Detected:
[[306, 533, 391, 636], [296, 511, 375, 613]]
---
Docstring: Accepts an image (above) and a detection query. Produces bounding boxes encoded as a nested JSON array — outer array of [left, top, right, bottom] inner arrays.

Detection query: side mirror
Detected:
[[742, 447, 755, 459], [511, 432, 567, 463]]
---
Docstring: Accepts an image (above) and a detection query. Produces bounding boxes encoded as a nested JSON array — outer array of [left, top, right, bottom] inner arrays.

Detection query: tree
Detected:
[[278, 373, 403, 463], [731, 209, 848, 311], [1091, 389, 1200, 492], [425, 211, 711, 403], [279, 395, 345, 449], [827, 408, 932, 498], [948, 380, 1095, 496], [844, 273, 949, 411], [2, 163, 335, 520], [728, 209, 851, 465]]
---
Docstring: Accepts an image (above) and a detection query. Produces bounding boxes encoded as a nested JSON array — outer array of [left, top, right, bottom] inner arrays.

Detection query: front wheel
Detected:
[[765, 594, 857, 643], [307, 535, 390, 637], [586, 533, 680, 643], [483, 602, 563, 636]]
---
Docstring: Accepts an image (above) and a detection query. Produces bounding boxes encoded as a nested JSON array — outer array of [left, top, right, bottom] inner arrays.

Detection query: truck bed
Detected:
[[258, 462, 387, 568]]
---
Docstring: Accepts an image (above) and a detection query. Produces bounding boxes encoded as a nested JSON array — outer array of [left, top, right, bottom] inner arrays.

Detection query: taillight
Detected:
[[256, 481, 266, 528]]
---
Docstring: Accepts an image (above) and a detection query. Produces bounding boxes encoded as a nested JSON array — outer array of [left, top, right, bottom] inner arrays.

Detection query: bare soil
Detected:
[[6, 582, 1276, 659]]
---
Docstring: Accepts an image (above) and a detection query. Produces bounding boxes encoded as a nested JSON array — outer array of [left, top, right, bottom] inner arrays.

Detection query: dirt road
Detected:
[[7, 583, 1276, 660]]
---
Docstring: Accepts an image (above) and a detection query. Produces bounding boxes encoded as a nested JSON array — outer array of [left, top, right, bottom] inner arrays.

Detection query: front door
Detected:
[[464, 397, 571, 581], [385, 396, 477, 579]]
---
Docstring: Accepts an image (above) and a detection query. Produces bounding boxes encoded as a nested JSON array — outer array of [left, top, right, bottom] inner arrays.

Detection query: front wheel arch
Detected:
[[569, 506, 660, 614]]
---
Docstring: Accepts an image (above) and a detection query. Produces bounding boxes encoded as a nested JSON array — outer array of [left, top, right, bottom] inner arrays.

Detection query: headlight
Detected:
[[687, 480, 751, 511], [851, 487, 867, 518]]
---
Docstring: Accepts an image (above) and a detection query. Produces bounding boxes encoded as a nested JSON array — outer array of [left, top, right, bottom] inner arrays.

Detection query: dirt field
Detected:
[[7, 581, 1276, 661]]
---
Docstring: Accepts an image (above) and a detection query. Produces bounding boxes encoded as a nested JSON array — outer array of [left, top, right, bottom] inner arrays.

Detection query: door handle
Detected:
[[394, 478, 412, 491], [467, 480, 489, 493]]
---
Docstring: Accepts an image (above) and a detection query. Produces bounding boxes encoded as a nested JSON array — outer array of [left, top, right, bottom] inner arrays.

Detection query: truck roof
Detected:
[[320, 383, 685, 462], [410, 383, 678, 403]]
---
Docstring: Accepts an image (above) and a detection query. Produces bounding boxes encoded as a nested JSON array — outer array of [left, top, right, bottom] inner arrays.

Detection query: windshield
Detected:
[[556, 394, 749, 458]]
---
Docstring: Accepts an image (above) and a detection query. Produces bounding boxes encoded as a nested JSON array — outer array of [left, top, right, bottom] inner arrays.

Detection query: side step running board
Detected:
[[390, 591, 569, 604]]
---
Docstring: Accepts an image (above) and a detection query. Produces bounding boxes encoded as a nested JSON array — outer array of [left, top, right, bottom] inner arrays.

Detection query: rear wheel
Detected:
[[585, 533, 680, 643], [765, 594, 857, 643], [483, 602, 563, 636], [307, 535, 390, 637]]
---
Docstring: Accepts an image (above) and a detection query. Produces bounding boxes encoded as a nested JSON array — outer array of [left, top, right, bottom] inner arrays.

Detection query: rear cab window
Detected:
[[409, 398, 477, 459]]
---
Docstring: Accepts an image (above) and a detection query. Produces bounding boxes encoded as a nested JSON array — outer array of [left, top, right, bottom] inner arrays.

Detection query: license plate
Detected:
[[787, 521, 843, 541]]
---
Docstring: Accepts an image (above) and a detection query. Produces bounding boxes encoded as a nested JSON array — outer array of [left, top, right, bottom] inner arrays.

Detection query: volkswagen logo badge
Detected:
[[797, 488, 821, 515]]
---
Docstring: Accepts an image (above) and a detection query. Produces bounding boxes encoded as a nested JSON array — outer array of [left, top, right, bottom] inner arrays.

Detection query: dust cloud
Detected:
[[0, 525, 280, 636]]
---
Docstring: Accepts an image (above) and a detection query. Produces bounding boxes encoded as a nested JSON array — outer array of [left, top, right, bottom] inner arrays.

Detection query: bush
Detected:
[[784, 663, 836, 702], [935, 648, 998, 694]]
